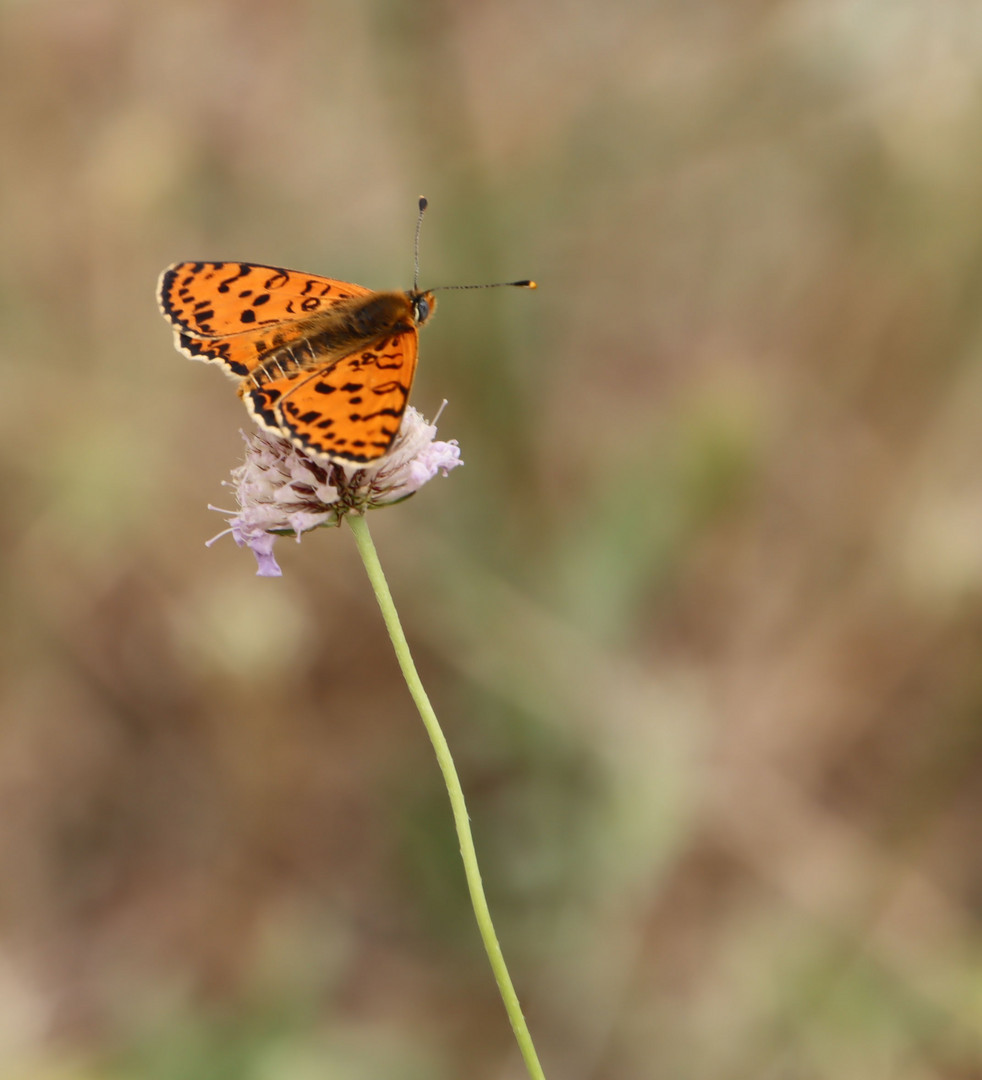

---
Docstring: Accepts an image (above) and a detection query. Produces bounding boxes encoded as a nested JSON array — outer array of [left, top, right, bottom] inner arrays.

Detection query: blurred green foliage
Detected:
[[2, 1, 982, 1078]]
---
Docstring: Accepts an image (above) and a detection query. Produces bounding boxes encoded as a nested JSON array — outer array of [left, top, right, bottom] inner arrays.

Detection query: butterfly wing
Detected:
[[242, 328, 420, 464], [157, 261, 373, 378]]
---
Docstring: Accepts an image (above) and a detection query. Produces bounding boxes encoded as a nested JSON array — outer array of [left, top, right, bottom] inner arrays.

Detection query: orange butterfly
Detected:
[[157, 200, 535, 466]]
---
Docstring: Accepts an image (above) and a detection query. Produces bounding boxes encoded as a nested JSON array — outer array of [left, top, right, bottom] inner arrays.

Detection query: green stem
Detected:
[[348, 512, 547, 1080]]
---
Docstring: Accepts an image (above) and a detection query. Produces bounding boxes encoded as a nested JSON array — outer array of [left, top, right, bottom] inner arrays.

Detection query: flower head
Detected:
[[207, 406, 463, 576]]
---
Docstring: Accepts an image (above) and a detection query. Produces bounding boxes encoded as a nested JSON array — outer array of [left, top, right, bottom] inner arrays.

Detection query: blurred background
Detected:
[[3, 1, 982, 1077]]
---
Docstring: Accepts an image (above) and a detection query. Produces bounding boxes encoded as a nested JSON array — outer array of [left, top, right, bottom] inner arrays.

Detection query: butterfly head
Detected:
[[410, 289, 437, 328]]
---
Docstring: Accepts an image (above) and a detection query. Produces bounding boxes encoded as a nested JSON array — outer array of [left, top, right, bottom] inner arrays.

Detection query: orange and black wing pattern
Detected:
[[157, 261, 373, 379], [242, 327, 420, 464]]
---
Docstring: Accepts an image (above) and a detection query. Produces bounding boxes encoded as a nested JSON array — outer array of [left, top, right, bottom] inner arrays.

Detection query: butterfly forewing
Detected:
[[158, 262, 373, 336], [158, 262, 377, 382]]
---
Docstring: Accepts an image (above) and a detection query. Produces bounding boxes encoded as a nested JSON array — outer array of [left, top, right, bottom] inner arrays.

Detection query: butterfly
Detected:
[[157, 201, 535, 466]]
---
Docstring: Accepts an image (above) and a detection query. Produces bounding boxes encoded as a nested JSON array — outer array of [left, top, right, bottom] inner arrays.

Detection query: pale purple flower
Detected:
[[207, 407, 463, 576]]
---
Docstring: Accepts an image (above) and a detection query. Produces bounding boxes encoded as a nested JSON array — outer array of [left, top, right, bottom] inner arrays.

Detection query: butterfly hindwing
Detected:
[[246, 328, 420, 464]]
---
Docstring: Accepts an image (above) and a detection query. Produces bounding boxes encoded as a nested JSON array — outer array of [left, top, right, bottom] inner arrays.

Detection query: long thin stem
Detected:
[[348, 512, 547, 1080]]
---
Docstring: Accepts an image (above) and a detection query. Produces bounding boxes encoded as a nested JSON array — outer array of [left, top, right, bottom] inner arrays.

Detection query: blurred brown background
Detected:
[[3, 2, 982, 1078]]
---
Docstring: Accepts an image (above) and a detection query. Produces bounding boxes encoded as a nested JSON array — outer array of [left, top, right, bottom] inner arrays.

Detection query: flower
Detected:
[[207, 407, 463, 576]]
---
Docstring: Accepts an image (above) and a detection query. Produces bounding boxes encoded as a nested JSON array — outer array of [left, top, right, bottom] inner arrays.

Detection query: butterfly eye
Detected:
[[414, 296, 430, 324]]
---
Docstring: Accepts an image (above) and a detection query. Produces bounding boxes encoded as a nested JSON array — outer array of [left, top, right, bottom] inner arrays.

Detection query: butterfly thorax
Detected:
[[247, 290, 435, 389]]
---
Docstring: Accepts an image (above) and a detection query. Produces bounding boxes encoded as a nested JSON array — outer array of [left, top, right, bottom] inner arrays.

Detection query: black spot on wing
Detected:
[[217, 264, 253, 294], [281, 400, 322, 425]]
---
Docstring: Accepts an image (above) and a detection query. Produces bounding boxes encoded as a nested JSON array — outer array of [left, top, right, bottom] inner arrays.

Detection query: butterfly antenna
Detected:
[[413, 196, 537, 292], [413, 196, 428, 291], [430, 279, 537, 291]]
